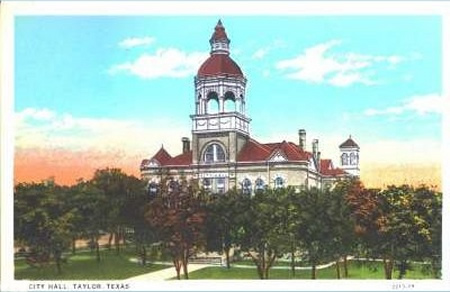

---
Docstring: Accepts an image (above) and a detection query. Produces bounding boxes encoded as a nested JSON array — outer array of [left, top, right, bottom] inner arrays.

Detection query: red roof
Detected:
[[237, 139, 309, 162], [237, 139, 272, 162], [166, 151, 192, 166], [197, 54, 243, 77], [320, 159, 346, 176], [150, 147, 172, 165], [143, 139, 344, 178], [339, 136, 359, 148], [210, 20, 229, 42]]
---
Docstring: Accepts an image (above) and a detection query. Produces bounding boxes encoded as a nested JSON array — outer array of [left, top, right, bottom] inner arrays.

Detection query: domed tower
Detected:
[[191, 20, 250, 165], [339, 136, 360, 177]]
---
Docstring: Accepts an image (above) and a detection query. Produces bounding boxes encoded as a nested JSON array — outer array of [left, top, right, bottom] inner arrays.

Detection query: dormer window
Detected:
[[203, 143, 226, 163]]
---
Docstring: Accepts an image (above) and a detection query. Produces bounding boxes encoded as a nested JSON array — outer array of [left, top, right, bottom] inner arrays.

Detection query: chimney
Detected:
[[182, 137, 190, 154], [298, 129, 306, 150], [312, 139, 319, 160]]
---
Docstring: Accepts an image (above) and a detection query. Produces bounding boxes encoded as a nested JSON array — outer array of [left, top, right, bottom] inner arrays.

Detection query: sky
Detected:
[[14, 16, 443, 187]]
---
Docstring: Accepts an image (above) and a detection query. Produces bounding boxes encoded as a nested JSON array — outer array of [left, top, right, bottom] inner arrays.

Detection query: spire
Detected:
[[209, 19, 230, 55]]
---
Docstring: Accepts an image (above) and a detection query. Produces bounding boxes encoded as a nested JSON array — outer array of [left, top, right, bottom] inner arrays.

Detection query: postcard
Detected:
[[1, 1, 449, 292]]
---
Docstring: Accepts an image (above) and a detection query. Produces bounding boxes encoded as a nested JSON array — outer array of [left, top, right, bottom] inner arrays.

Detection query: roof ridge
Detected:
[[248, 138, 272, 154]]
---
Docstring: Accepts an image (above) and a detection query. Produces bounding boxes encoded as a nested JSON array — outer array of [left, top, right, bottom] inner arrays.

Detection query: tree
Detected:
[[329, 179, 362, 278], [14, 182, 75, 274], [344, 180, 383, 274], [409, 185, 442, 278], [362, 185, 440, 279], [204, 188, 245, 269], [236, 188, 291, 279], [146, 178, 206, 279], [91, 168, 141, 254], [296, 187, 334, 279], [121, 176, 157, 266], [67, 180, 107, 262]]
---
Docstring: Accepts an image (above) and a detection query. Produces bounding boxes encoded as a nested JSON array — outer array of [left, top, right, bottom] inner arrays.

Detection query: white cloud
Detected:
[[252, 48, 269, 59], [251, 39, 286, 60], [364, 93, 444, 116], [15, 108, 189, 158], [276, 40, 407, 87], [16, 108, 55, 121], [118, 36, 155, 49], [109, 48, 208, 79], [262, 70, 271, 77]]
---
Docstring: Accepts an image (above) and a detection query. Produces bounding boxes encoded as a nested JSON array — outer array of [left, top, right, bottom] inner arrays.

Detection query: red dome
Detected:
[[197, 54, 243, 77]]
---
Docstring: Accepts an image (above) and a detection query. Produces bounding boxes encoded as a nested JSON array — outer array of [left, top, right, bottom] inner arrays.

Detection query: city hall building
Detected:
[[140, 20, 360, 194]]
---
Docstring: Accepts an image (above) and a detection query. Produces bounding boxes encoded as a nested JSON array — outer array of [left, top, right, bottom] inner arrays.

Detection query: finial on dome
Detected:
[[209, 19, 230, 54]]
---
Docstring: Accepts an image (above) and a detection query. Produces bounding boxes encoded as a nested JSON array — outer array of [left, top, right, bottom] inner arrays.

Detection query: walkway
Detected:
[[127, 264, 210, 280], [126, 259, 337, 280]]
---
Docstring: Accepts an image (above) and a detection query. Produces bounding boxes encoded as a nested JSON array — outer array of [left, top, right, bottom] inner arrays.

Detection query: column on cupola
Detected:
[[219, 86, 225, 113]]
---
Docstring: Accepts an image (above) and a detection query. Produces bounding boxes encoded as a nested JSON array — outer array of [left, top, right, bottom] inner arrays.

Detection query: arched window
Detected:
[[203, 143, 226, 163], [255, 178, 265, 193], [224, 91, 236, 112], [274, 176, 284, 189], [350, 153, 357, 165], [207, 92, 219, 114], [241, 178, 252, 195], [341, 153, 349, 165]]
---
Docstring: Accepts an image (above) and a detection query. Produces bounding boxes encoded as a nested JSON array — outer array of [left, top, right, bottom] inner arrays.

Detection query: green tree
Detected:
[[204, 188, 245, 269], [91, 168, 141, 254], [368, 185, 439, 279], [410, 185, 442, 278], [237, 188, 291, 279], [14, 182, 74, 273], [67, 180, 107, 262], [122, 177, 157, 266], [296, 187, 334, 279]]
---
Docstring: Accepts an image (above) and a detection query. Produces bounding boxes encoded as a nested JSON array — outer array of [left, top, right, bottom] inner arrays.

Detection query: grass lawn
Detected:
[[188, 261, 435, 280], [15, 247, 170, 280], [234, 259, 308, 267]]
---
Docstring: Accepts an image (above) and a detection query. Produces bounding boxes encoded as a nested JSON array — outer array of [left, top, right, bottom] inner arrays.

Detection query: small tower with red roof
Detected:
[[339, 135, 360, 177]]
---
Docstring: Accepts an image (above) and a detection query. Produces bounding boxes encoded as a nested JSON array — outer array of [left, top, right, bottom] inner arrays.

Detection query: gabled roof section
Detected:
[[237, 139, 310, 162], [268, 149, 288, 162], [150, 147, 172, 166], [340, 136, 359, 148], [279, 141, 309, 161], [237, 138, 272, 162], [166, 151, 192, 166]]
